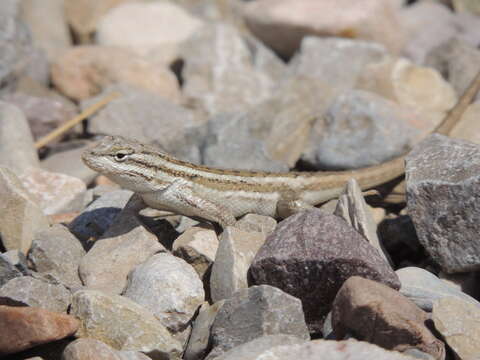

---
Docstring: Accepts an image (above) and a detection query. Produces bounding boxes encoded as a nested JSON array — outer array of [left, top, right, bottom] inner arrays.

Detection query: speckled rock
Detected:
[[235, 214, 277, 236]]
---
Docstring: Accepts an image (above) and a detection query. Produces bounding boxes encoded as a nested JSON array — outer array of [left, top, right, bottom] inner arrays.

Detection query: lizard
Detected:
[[82, 70, 480, 228]]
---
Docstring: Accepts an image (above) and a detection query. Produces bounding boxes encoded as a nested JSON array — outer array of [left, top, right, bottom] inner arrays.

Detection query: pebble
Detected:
[[235, 214, 277, 236]]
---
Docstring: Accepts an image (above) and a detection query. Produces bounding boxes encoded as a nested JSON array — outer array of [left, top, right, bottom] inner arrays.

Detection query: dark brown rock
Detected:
[[332, 276, 445, 360], [248, 209, 400, 334]]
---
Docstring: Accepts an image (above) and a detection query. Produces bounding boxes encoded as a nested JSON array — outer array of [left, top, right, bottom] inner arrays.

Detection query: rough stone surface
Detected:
[[332, 277, 445, 360], [0, 101, 39, 173], [51, 46, 180, 102], [0, 305, 79, 356], [249, 209, 400, 334], [62, 338, 151, 360], [397, 267, 480, 312], [0, 167, 49, 254], [406, 134, 480, 273], [208, 285, 310, 359], [210, 226, 266, 302], [1, 249, 30, 275], [124, 253, 204, 332], [235, 214, 277, 236], [27, 224, 85, 288], [244, 0, 405, 57], [0, 275, 71, 312], [0, 254, 23, 287], [71, 290, 182, 359], [432, 297, 480, 360]]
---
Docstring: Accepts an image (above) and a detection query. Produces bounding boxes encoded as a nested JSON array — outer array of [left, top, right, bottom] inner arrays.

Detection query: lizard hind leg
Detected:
[[276, 198, 314, 219]]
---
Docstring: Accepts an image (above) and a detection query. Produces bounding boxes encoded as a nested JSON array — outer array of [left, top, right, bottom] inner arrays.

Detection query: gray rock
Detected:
[[71, 289, 182, 359], [62, 338, 151, 360], [235, 214, 277, 236], [1, 249, 30, 274], [0, 275, 71, 312], [124, 253, 204, 332], [0, 101, 39, 173], [302, 89, 417, 170], [249, 209, 400, 334], [79, 204, 164, 294], [69, 189, 133, 245], [28, 224, 85, 288], [207, 285, 310, 359], [85, 85, 206, 164], [0, 254, 23, 287], [406, 134, 480, 273], [396, 267, 480, 312], [0, 167, 49, 254], [210, 227, 266, 302]]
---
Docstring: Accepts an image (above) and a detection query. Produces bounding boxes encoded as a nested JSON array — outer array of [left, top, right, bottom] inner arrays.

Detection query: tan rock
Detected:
[[450, 101, 480, 145]]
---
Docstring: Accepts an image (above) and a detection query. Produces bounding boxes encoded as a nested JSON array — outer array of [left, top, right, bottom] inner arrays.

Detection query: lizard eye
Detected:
[[114, 151, 129, 162]]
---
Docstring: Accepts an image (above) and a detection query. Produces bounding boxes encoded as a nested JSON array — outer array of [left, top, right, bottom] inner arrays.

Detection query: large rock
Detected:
[[406, 134, 480, 273], [207, 285, 310, 359], [0, 305, 79, 356], [332, 277, 445, 360], [249, 209, 400, 334], [71, 290, 182, 359], [0, 167, 49, 254], [62, 338, 151, 360]]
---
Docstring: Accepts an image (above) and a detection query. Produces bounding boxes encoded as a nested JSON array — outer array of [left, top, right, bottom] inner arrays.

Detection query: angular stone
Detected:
[[0, 167, 49, 254], [210, 227, 266, 302], [432, 297, 480, 360], [28, 224, 85, 288], [1, 249, 30, 275], [0, 276, 71, 312], [397, 267, 480, 312], [0, 254, 23, 287], [332, 277, 445, 360], [172, 227, 219, 280], [0, 305, 79, 356], [124, 253, 204, 332], [51, 46, 180, 102], [249, 209, 400, 334], [71, 290, 182, 359], [406, 134, 480, 273], [208, 285, 309, 359], [62, 338, 151, 360], [0, 101, 39, 173], [235, 214, 277, 236]]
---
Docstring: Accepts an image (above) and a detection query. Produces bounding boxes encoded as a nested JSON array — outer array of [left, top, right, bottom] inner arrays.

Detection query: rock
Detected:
[[172, 227, 219, 280], [455, 11, 480, 47], [1, 249, 30, 275], [243, 0, 405, 58], [406, 134, 480, 273], [302, 89, 418, 170], [68, 189, 133, 244], [51, 46, 180, 102], [0, 101, 39, 173], [207, 285, 310, 359], [85, 85, 206, 164], [235, 214, 277, 236], [27, 224, 85, 288], [184, 301, 225, 360], [334, 179, 392, 264], [438, 271, 480, 300], [180, 23, 282, 116], [71, 289, 182, 359], [123, 253, 204, 332], [79, 202, 164, 294], [214, 335, 307, 360], [332, 277, 445, 360], [397, 267, 480, 312], [450, 102, 480, 145], [19, 0, 71, 60], [19, 167, 86, 216], [210, 227, 266, 302], [432, 297, 480, 360], [0, 276, 71, 312], [453, 0, 480, 14], [0, 254, 23, 287], [96, 2, 204, 58], [249, 209, 400, 334], [0, 305, 79, 356], [62, 338, 151, 360], [0, 167, 49, 254]]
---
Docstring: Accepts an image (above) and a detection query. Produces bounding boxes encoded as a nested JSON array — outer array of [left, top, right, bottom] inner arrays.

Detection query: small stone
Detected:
[[397, 267, 480, 312], [19, 167, 86, 216], [432, 297, 480, 360], [0, 276, 71, 312], [0, 254, 23, 287], [0, 305, 79, 356], [71, 290, 182, 359], [28, 224, 86, 288], [210, 227, 266, 302], [62, 338, 151, 360], [207, 285, 310, 359], [406, 134, 480, 273], [249, 209, 400, 334], [235, 214, 277, 236], [332, 277, 445, 360], [0, 167, 49, 254]]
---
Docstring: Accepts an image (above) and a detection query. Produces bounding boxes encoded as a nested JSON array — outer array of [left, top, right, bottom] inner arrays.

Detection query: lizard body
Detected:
[[82, 70, 480, 227]]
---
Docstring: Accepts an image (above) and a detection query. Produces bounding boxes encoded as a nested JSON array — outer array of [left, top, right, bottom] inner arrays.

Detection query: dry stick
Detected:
[[35, 92, 120, 149]]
